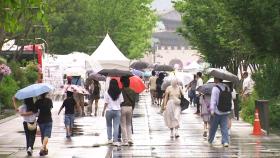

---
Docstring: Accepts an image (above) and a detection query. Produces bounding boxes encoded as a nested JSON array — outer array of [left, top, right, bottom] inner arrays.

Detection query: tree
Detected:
[[45, 0, 156, 59], [174, 0, 257, 74], [0, 0, 48, 49]]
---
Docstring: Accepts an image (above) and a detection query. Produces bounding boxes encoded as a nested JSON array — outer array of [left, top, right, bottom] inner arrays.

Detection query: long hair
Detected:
[[24, 97, 36, 113], [108, 79, 121, 101]]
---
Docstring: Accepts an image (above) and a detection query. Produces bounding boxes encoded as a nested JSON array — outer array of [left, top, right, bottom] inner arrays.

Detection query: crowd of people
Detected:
[[12, 70, 254, 156]]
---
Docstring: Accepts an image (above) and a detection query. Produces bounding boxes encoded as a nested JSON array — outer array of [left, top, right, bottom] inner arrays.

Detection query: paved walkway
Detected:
[[0, 92, 280, 157]]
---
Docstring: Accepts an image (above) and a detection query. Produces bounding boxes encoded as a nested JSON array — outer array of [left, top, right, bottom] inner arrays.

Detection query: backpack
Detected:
[[216, 85, 232, 112]]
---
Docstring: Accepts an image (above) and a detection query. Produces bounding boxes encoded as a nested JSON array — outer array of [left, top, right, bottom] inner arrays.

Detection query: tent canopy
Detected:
[[89, 34, 130, 70]]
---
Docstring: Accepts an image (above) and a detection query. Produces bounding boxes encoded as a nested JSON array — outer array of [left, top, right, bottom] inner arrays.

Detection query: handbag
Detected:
[[180, 90, 189, 111], [27, 121, 37, 131]]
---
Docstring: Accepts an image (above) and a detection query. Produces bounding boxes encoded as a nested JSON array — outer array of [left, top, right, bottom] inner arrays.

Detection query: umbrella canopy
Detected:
[[154, 65, 174, 71], [130, 61, 149, 70], [196, 83, 216, 95], [144, 71, 152, 77], [161, 76, 183, 91], [88, 72, 106, 81], [208, 68, 239, 83], [99, 69, 132, 77], [131, 69, 144, 77], [61, 84, 89, 95], [207, 77, 231, 83], [111, 76, 146, 93], [174, 72, 193, 86], [15, 83, 54, 100]]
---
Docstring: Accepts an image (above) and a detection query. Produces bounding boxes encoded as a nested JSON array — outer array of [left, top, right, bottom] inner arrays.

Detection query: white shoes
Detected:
[[122, 142, 129, 146], [27, 147, 32, 156], [107, 139, 113, 144], [113, 142, 121, 147]]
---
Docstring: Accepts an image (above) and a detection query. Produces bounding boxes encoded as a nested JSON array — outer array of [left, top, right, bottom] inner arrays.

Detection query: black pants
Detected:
[[23, 122, 37, 150], [195, 95, 201, 113]]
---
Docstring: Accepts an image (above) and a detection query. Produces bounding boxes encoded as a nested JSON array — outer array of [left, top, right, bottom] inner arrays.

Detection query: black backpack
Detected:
[[216, 85, 232, 112]]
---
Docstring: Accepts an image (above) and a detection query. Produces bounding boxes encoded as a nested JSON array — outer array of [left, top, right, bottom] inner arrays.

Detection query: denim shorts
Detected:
[[64, 114, 75, 128], [39, 122, 52, 138]]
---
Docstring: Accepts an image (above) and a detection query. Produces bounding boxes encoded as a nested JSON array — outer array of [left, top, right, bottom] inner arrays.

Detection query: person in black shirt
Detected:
[[58, 91, 77, 138], [35, 93, 53, 156]]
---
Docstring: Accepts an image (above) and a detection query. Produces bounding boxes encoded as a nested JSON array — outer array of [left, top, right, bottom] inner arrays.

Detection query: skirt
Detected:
[[163, 99, 181, 129]]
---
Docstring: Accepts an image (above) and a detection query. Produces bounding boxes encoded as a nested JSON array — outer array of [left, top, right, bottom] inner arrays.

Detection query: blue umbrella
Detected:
[[15, 83, 54, 100], [131, 69, 144, 77], [144, 71, 152, 77]]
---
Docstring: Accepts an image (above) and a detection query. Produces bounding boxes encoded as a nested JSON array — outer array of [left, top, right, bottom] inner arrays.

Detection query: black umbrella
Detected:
[[154, 65, 174, 71], [196, 83, 216, 95], [130, 61, 149, 70], [88, 72, 106, 81], [98, 69, 133, 77]]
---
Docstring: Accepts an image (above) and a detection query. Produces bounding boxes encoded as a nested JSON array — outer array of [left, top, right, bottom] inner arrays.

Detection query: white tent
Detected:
[[89, 34, 130, 71]]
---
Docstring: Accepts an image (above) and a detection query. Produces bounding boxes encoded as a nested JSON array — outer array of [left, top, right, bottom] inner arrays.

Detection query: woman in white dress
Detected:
[[163, 78, 183, 138]]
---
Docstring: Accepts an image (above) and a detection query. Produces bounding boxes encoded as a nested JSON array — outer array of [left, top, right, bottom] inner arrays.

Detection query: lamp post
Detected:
[[151, 38, 160, 64]]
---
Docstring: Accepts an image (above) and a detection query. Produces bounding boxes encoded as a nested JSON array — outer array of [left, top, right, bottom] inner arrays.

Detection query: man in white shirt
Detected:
[[208, 77, 230, 147], [195, 72, 203, 114], [242, 72, 254, 99]]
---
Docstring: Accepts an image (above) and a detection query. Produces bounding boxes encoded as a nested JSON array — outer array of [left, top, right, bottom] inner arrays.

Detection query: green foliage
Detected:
[[269, 98, 280, 129], [0, 76, 19, 109], [240, 91, 258, 125], [253, 58, 280, 99], [8, 61, 28, 88], [45, 0, 156, 58], [0, 57, 6, 64], [25, 62, 39, 84], [0, 0, 49, 48]]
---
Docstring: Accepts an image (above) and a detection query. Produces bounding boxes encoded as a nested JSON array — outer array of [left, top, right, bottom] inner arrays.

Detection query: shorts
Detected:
[[64, 114, 75, 128], [39, 122, 52, 138]]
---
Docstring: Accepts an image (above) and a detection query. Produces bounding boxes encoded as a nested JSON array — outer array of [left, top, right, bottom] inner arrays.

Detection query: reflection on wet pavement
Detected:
[[0, 92, 280, 157]]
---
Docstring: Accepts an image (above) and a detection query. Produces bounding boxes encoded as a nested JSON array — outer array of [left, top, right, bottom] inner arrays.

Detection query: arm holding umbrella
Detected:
[[12, 96, 35, 116]]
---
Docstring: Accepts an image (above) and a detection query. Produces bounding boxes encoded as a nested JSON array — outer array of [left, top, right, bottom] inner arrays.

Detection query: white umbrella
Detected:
[[161, 76, 183, 91], [64, 67, 86, 77]]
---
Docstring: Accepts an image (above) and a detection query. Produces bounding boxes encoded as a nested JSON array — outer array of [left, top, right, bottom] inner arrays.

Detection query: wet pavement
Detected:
[[0, 92, 280, 157]]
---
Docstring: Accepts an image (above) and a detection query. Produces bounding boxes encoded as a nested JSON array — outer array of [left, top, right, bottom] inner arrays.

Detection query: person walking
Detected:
[[208, 78, 231, 147], [148, 70, 157, 104], [195, 72, 203, 114], [72, 76, 85, 116], [186, 74, 197, 106], [88, 80, 101, 116], [102, 79, 124, 146], [200, 94, 211, 137], [156, 72, 165, 107], [242, 72, 254, 99], [120, 76, 136, 146], [12, 97, 37, 156], [163, 78, 183, 138], [35, 93, 53, 156], [58, 91, 77, 138]]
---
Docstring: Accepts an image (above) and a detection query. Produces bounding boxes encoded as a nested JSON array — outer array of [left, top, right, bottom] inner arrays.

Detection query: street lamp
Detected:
[[35, 38, 48, 54], [151, 38, 160, 64]]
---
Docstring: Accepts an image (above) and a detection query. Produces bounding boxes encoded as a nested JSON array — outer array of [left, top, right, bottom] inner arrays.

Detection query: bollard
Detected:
[[255, 100, 269, 135]]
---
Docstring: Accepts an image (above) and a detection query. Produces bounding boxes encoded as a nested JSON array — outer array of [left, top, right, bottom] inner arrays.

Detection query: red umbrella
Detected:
[[111, 76, 146, 93]]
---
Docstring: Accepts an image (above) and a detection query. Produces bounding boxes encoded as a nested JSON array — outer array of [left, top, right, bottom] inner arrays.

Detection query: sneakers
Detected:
[[223, 143, 229, 147], [113, 142, 121, 147], [27, 147, 32, 156], [107, 139, 113, 144], [122, 142, 129, 146]]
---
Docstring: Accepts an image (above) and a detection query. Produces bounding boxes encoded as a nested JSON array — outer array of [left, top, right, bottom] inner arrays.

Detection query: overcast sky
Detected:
[[151, 0, 173, 12]]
